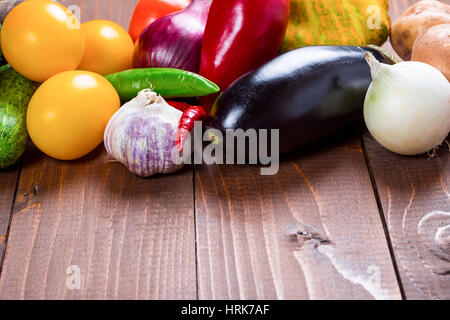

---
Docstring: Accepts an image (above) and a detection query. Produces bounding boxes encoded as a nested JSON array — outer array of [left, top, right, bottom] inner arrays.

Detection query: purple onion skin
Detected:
[[133, 0, 211, 73]]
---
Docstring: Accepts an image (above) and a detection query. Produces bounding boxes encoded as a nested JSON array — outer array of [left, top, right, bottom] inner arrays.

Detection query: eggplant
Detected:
[[208, 46, 396, 155]]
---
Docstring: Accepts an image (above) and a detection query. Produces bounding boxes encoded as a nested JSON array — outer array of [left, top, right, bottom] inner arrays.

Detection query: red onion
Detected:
[[133, 0, 211, 73]]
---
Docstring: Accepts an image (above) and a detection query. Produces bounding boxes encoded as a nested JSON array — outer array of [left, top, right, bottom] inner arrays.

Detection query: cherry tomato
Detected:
[[27, 71, 120, 160], [78, 20, 134, 76], [128, 0, 190, 42], [0, 0, 85, 82]]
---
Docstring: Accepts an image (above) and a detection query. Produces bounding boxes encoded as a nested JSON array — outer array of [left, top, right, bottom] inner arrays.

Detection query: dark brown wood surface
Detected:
[[0, 144, 196, 299], [363, 135, 449, 300], [0, 0, 448, 300], [0, 165, 19, 272], [0, 142, 196, 299], [369, 0, 450, 300], [195, 135, 401, 299], [0, 0, 196, 300]]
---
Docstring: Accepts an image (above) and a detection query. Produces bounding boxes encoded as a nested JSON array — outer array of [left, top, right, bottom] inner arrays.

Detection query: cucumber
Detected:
[[0, 64, 39, 168], [0, 101, 27, 167]]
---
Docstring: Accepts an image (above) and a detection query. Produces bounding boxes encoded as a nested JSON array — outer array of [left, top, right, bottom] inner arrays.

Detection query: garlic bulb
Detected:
[[364, 52, 450, 156], [104, 89, 183, 177]]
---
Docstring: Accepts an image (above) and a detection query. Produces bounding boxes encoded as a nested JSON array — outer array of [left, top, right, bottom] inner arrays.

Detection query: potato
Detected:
[[412, 24, 450, 81], [390, 0, 450, 61]]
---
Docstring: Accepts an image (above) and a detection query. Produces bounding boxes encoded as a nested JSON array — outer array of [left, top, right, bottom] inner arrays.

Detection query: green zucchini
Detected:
[[0, 64, 39, 168]]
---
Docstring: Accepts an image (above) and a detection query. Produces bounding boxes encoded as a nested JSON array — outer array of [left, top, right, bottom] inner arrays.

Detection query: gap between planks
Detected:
[[193, 164, 200, 300], [0, 158, 23, 277], [361, 134, 407, 299], [194, 130, 403, 300]]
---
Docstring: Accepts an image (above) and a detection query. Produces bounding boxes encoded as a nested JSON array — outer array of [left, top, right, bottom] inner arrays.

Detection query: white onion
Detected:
[[364, 52, 450, 156]]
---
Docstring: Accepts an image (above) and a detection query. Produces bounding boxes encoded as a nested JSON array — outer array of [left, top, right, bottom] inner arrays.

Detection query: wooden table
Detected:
[[0, 0, 448, 300]]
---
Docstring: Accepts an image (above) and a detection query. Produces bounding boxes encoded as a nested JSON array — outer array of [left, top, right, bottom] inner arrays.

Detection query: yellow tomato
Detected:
[[1, 0, 84, 82], [27, 71, 120, 160], [78, 20, 134, 76]]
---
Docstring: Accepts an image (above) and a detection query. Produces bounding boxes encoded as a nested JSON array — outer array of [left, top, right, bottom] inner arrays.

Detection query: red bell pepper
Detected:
[[199, 0, 290, 109]]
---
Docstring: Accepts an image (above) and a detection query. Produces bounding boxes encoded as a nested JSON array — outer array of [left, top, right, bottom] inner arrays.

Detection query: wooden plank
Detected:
[[0, 0, 196, 300], [0, 146, 196, 299], [195, 133, 402, 300], [363, 134, 449, 299], [71, 0, 139, 28], [0, 0, 138, 278], [364, 0, 450, 301], [0, 166, 20, 270], [194, 0, 423, 300]]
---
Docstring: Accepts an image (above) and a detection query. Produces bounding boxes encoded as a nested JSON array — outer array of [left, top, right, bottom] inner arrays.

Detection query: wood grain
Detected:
[[193, 0, 426, 300], [0, 166, 19, 272], [365, 0, 450, 301], [0, 0, 196, 300], [0, 0, 447, 300], [363, 134, 450, 299], [70, 0, 139, 28], [0, 145, 196, 299], [195, 134, 402, 300]]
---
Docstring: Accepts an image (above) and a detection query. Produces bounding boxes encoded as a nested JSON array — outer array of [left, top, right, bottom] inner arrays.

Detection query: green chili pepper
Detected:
[[105, 68, 220, 102]]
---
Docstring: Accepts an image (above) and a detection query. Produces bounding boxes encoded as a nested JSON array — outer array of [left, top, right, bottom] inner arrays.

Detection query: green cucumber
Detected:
[[0, 101, 27, 167], [0, 64, 39, 168]]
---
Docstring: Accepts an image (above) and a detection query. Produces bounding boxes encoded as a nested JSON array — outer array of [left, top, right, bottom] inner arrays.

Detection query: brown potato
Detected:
[[390, 0, 450, 61], [412, 24, 450, 81]]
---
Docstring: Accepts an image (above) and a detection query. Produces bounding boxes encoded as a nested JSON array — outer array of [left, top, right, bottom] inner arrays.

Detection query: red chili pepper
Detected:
[[176, 106, 207, 152], [167, 101, 192, 112], [199, 0, 290, 110]]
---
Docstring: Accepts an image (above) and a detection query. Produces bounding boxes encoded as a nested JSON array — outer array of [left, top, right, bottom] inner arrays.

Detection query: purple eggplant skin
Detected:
[[207, 46, 396, 155]]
